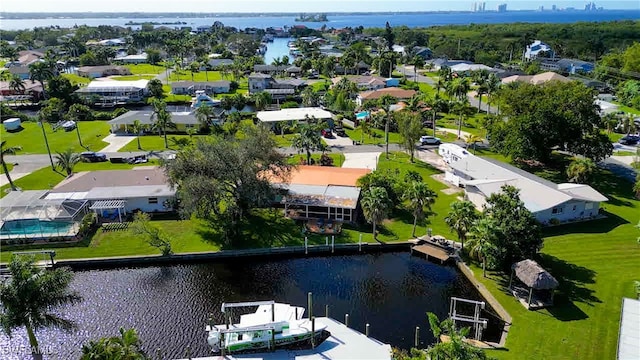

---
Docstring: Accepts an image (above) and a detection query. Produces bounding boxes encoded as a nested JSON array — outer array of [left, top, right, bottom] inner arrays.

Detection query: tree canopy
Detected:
[[163, 125, 291, 245], [489, 81, 612, 163]]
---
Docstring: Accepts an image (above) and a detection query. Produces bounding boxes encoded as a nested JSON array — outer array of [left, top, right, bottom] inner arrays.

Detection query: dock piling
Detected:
[[415, 326, 420, 348], [366, 323, 370, 337], [184, 346, 191, 359], [311, 316, 316, 348], [308, 292, 313, 320], [331, 235, 335, 253], [345, 313, 350, 328], [305, 237, 308, 254], [156, 348, 162, 360], [325, 304, 329, 317], [359, 234, 362, 252], [271, 302, 275, 322], [326, 236, 328, 246]]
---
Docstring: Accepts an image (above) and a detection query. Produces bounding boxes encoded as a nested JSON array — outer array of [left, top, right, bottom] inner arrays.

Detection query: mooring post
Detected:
[[308, 292, 313, 320], [271, 329, 275, 352], [185, 346, 191, 360], [415, 326, 420, 348], [325, 304, 329, 318], [366, 323, 370, 337], [156, 348, 162, 360], [305, 236, 308, 254], [359, 233, 362, 252], [345, 313, 350, 328], [271, 302, 275, 322], [295, 306, 298, 319], [221, 333, 225, 356], [331, 235, 335, 253], [311, 316, 316, 348], [325, 236, 329, 246], [208, 313, 214, 328]]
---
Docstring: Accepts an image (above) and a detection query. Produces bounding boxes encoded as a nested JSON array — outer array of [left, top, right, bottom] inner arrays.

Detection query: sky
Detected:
[[0, 0, 638, 13]]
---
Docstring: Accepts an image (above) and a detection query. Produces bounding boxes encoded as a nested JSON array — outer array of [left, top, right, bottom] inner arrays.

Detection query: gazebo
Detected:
[[509, 259, 559, 310]]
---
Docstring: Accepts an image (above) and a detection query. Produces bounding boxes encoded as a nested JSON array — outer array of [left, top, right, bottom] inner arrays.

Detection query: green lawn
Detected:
[[0, 161, 162, 196], [612, 101, 640, 115], [287, 153, 345, 167], [437, 112, 488, 138], [272, 133, 297, 148], [125, 64, 165, 75], [111, 75, 155, 81], [169, 70, 225, 82], [344, 127, 402, 145], [118, 134, 197, 152], [62, 73, 91, 85], [0, 121, 110, 154]]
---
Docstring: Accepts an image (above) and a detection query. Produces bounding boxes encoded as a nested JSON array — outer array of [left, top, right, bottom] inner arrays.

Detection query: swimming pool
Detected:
[[0, 219, 75, 237], [356, 111, 370, 119]]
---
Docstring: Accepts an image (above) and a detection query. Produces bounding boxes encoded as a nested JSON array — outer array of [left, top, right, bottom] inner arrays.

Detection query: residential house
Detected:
[[285, 66, 302, 77], [114, 53, 148, 64], [501, 72, 571, 85], [449, 63, 504, 74], [356, 87, 417, 106], [248, 73, 306, 98], [49, 167, 176, 215], [16, 50, 44, 66], [541, 58, 595, 74], [256, 107, 333, 130], [269, 166, 372, 223], [0, 80, 44, 100], [171, 80, 231, 95], [207, 58, 234, 69], [108, 109, 225, 133], [75, 79, 149, 104], [426, 58, 473, 71], [77, 65, 131, 79], [334, 61, 371, 76], [524, 40, 555, 61], [413, 47, 433, 60], [8, 66, 31, 80], [254, 64, 289, 74], [445, 154, 607, 224], [332, 75, 391, 91]]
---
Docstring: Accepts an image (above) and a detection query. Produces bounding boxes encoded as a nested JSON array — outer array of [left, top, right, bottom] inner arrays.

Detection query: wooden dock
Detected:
[[175, 317, 392, 360], [411, 243, 452, 264]]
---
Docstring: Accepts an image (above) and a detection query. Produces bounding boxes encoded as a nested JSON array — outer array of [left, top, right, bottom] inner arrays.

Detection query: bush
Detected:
[[78, 212, 97, 236], [280, 101, 299, 109], [549, 218, 561, 226], [319, 154, 334, 166]]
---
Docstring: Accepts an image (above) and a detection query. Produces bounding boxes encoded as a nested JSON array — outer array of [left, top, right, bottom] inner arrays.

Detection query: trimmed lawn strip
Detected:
[[124, 64, 165, 75], [111, 75, 156, 81], [62, 73, 91, 85], [287, 153, 345, 167], [0, 121, 110, 154], [344, 127, 402, 145], [118, 134, 196, 152], [169, 70, 225, 82]]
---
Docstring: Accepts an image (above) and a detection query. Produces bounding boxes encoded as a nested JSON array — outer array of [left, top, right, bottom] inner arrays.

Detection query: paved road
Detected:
[[467, 91, 498, 115], [397, 65, 436, 86], [154, 67, 173, 84]]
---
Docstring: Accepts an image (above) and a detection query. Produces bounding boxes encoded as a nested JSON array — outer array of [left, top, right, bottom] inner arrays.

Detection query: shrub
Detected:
[[319, 154, 334, 166]]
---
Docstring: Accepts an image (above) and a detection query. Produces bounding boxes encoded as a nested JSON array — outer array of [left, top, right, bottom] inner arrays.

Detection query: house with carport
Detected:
[[445, 155, 607, 225]]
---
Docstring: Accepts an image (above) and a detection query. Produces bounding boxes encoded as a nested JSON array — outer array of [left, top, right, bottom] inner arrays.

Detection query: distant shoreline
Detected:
[[0, 9, 632, 20]]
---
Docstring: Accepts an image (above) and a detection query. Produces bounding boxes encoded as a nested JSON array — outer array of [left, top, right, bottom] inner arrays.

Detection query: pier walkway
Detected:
[[176, 317, 392, 360]]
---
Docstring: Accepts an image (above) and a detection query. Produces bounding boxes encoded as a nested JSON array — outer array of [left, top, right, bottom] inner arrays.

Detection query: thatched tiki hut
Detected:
[[509, 259, 559, 310]]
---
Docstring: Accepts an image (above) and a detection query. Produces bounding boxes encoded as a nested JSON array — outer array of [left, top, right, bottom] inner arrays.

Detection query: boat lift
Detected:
[[449, 297, 488, 341]]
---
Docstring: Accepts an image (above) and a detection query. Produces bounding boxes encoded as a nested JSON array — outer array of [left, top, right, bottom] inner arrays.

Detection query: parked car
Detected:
[[321, 129, 334, 139], [619, 135, 640, 145], [420, 136, 441, 145], [81, 151, 107, 162]]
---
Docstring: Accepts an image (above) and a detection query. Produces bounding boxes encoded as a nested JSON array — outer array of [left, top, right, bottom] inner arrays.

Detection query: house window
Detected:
[[552, 206, 564, 214], [572, 205, 577, 211], [585, 202, 593, 210], [148, 198, 158, 204]]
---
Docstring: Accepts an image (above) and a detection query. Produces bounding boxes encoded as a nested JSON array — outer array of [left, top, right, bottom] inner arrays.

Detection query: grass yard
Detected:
[[169, 70, 225, 82], [272, 133, 297, 148], [612, 101, 640, 115], [61, 73, 91, 85], [111, 75, 156, 81], [437, 112, 488, 138], [118, 134, 198, 152], [0, 121, 110, 154], [472, 164, 640, 360], [286, 153, 346, 167], [125, 64, 165, 75], [344, 127, 402, 145], [0, 160, 162, 196]]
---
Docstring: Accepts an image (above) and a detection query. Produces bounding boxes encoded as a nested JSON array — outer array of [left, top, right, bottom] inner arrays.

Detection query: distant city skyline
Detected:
[[0, 0, 638, 13]]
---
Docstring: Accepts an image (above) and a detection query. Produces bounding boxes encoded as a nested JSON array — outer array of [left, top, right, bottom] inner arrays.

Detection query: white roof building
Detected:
[[257, 107, 333, 123], [446, 155, 607, 224], [618, 298, 640, 360], [449, 63, 497, 72]]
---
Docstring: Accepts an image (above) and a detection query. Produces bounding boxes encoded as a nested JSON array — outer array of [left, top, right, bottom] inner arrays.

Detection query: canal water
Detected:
[[0, 252, 502, 359], [263, 37, 293, 65]]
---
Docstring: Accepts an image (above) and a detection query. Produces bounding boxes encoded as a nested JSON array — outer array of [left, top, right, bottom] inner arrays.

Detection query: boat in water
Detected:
[[206, 301, 329, 354], [191, 90, 221, 109]]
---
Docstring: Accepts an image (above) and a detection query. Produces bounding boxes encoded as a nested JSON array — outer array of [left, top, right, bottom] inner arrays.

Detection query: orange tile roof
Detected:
[[358, 87, 417, 101], [283, 166, 371, 187]]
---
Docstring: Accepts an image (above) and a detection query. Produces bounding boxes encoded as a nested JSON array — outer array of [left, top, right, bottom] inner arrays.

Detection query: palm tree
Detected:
[[81, 327, 147, 360], [426, 312, 489, 359], [254, 91, 272, 111], [444, 200, 478, 251], [378, 94, 398, 159], [291, 123, 323, 164], [9, 75, 26, 106], [301, 87, 320, 107], [464, 134, 483, 154], [452, 100, 470, 139], [403, 181, 437, 238], [55, 148, 81, 176], [602, 113, 619, 134], [150, 99, 176, 149], [567, 157, 596, 184], [412, 55, 425, 82], [361, 186, 391, 241], [29, 62, 54, 99], [131, 119, 143, 150], [0, 256, 81, 359], [467, 217, 499, 277], [1, 141, 21, 191], [474, 70, 490, 113], [485, 74, 501, 114], [195, 104, 215, 132], [446, 77, 471, 102]]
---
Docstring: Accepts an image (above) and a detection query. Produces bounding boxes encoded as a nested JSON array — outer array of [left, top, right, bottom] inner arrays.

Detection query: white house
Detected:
[[439, 144, 470, 166], [75, 79, 149, 104], [171, 80, 231, 95], [445, 155, 607, 225], [524, 40, 555, 61], [114, 53, 148, 64]]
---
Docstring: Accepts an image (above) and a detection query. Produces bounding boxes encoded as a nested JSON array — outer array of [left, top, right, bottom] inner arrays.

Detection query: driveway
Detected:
[[342, 152, 381, 170], [98, 134, 136, 153], [397, 65, 436, 86], [322, 134, 353, 147]]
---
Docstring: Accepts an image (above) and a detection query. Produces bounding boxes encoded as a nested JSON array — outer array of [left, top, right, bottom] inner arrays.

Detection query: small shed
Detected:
[[3, 118, 21, 131], [509, 259, 559, 310]]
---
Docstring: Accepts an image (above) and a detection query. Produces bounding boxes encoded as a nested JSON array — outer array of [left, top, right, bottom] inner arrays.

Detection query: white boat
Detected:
[[206, 301, 328, 354], [191, 90, 220, 109]]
